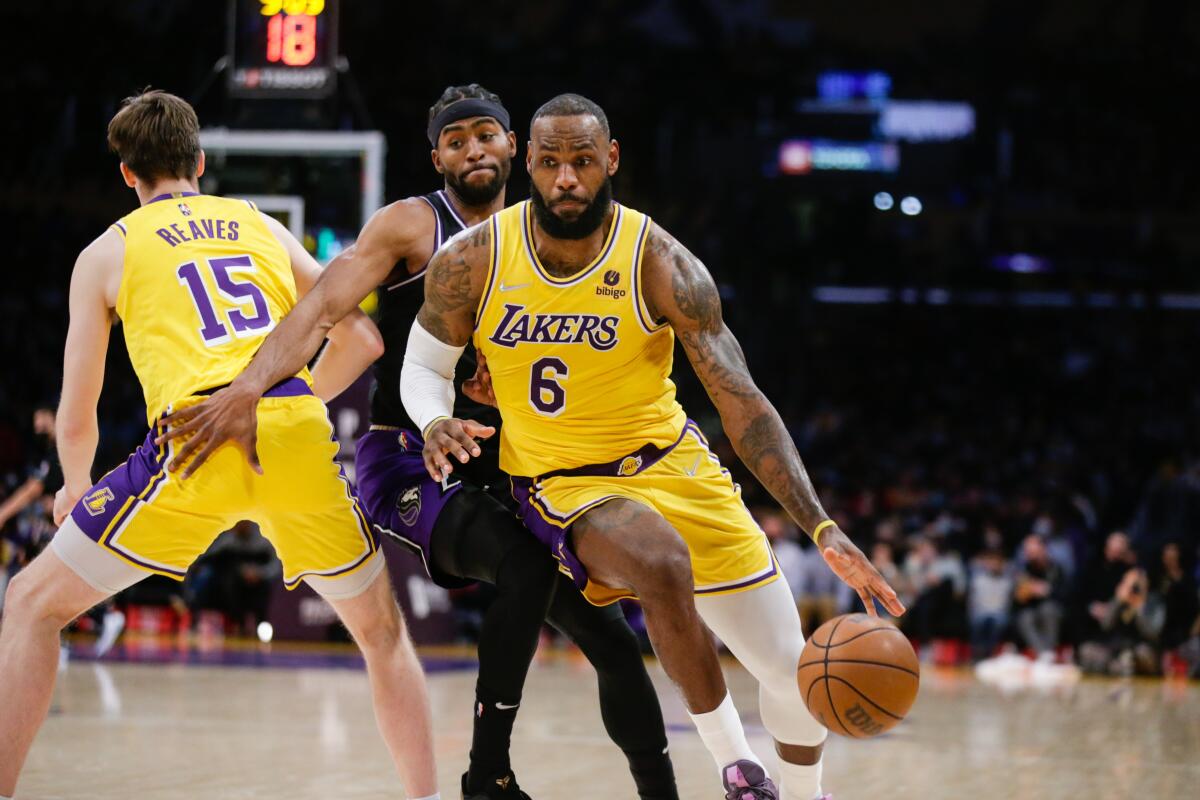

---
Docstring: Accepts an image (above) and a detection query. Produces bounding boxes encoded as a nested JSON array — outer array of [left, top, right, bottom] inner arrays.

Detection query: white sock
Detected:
[[688, 692, 762, 773], [409, 794, 440, 800], [777, 757, 823, 800]]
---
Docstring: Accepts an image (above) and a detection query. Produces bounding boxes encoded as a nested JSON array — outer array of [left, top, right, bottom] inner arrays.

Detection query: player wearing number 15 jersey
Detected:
[[0, 90, 438, 800]]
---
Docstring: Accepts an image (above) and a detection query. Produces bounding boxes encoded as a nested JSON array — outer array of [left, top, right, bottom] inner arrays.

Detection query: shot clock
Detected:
[[228, 0, 339, 98]]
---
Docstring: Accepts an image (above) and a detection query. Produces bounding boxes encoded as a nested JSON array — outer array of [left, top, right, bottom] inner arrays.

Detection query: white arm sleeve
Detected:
[[400, 319, 466, 434]]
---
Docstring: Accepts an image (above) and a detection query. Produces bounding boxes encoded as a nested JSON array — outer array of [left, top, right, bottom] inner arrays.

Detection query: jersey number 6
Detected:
[[177, 255, 274, 347], [529, 357, 568, 416]]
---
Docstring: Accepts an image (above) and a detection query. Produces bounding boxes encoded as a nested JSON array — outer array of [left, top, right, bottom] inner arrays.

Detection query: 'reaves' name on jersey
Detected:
[[154, 210, 241, 248]]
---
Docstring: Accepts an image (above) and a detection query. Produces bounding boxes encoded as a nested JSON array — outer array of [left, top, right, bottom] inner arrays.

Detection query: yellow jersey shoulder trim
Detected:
[[629, 213, 668, 333]]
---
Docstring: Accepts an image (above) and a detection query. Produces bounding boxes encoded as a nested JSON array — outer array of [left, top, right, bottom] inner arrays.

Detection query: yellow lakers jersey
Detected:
[[110, 192, 308, 422], [474, 201, 687, 477]]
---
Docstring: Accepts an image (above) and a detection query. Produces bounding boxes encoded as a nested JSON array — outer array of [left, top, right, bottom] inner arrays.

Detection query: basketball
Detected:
[[798, 613, 920, 738]]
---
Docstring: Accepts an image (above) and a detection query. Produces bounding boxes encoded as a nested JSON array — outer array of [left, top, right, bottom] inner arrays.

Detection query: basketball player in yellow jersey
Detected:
[[402, 95, 906, 800], [0, 91, 440, 800]]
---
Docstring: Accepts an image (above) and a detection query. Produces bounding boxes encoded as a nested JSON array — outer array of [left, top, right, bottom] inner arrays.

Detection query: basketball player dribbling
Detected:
[[402, 95, 906, 800], [0, 91, 439, 800], [155, 84, 677, 800]]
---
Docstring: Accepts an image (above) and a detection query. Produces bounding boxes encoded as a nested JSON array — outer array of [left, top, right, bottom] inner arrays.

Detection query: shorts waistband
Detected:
[[196, 376, 312, 399], [534, 420, 696, 481]]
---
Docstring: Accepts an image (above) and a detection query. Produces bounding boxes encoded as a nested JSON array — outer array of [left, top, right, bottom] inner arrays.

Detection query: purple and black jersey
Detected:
[[357, 191, 505, 587], [369, 190, 501, 442]]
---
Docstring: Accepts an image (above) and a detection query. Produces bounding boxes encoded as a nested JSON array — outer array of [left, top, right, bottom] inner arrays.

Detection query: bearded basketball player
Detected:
[[400, 95, 906, 800]]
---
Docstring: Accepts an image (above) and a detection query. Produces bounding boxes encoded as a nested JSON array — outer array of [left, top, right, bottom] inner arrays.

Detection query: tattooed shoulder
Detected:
[[643, 223, 721, 330], [418, 221, 491, 343], [424, 221, 491, 313]]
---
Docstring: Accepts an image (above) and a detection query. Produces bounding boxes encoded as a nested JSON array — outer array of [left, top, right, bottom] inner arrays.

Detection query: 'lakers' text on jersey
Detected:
[[474, 201, 687, 478], [110, 192, 309, 422]]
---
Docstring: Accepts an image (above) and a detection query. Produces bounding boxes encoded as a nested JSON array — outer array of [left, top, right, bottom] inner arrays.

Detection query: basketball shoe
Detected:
[[461, 770, 532, 800], [721, 761, 778, 800]]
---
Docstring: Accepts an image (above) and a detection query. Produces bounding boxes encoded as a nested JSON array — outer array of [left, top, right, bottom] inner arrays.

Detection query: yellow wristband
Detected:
[[421, 416, 451, 439], [812, 519, 836, 546]]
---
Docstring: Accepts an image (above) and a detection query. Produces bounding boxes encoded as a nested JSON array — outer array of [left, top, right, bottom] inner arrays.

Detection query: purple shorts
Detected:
[[354, 427, 468, 588]]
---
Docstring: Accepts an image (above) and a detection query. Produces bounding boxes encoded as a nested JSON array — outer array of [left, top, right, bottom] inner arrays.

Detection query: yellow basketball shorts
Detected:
[[510, 419, 778, 605], [61, 378, 381, 597]]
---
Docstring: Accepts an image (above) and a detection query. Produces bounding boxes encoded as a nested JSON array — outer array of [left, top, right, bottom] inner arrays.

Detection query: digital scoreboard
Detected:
[[228, 0, 338, 98]]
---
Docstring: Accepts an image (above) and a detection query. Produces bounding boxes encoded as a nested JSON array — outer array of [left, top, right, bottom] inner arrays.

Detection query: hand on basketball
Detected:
[[422, 417, 495, 481], [157, 385, 262, 479], [462, 352, 497, 407], [820, 526, 906, 617]]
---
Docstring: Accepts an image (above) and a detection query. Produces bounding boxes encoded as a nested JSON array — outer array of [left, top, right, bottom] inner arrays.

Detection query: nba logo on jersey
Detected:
[[619, 455, 643, 476], [83, 486, 116, 516], [177, 202, 192, 216]]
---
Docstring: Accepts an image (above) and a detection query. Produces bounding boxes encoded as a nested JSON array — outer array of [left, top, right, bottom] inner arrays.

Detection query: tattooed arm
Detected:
[[641, 223, 904, 616], [412, 222, 497, 480], [414, 220, 492, 347]]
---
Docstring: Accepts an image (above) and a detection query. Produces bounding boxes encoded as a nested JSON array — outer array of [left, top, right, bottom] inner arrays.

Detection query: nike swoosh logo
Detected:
[[495, 702, 520, 710], [499, 282, 530, 292], [685, 455, 702, 477]]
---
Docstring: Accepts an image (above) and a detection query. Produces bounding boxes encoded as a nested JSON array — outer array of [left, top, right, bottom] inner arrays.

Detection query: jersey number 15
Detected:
[[177, 255, 274, 347]]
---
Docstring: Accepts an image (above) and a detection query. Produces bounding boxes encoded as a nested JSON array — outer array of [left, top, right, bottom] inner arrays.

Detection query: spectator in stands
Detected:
[[1081, 531, 1139, 640], [760, 508, 803, 601], [1013, 535, 1068, 659], [1156, 542, 1198, 652], [902, 535, 967, 645], [968, 548, 1013, 660], [0, 406, 60, 534], [1078, 566, 1164, 675], [187, 521, 282, 636], [867, 540, 905, 621]]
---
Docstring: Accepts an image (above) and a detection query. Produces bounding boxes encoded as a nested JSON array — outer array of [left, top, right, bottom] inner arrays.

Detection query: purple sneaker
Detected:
[[721, 760, 778, 800]]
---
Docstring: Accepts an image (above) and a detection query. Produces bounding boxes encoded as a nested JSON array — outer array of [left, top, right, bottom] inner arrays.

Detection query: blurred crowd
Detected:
[[3, 2, 1199, 672]]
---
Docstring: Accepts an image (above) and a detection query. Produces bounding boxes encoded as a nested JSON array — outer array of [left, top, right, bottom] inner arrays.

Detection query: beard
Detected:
[[446, 159, 510, 206], [528, 176, 612, 240]]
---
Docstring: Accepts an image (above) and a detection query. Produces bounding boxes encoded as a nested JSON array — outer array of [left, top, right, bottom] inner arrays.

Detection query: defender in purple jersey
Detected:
[[161, 84, 678, 800]]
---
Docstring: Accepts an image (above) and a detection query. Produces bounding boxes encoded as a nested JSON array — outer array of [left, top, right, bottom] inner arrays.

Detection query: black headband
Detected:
[[427, 98, 511, 146]]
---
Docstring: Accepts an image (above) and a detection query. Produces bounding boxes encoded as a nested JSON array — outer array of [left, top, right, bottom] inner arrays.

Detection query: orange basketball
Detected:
[[797, 613, 919, 738]]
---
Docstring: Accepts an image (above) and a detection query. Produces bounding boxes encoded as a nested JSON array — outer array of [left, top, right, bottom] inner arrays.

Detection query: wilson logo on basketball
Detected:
[[844, 703, 884, 736]]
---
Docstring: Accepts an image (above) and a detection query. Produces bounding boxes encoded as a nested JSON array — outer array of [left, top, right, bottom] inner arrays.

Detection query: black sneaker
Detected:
[[461, 770, 533, 800]]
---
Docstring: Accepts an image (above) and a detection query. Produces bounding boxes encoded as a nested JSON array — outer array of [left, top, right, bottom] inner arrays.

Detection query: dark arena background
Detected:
[[1, 2, 1197, 798]]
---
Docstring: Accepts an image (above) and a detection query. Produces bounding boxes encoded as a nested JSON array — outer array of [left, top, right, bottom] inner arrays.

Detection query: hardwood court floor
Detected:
[[17, 642, 1200, 799]]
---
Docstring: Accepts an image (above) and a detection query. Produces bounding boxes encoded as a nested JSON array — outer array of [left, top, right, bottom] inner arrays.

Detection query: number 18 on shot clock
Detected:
[[228, 0, 339, 98]]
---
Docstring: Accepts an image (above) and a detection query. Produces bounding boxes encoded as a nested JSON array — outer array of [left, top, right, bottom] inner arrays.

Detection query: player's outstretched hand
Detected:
[[422, 417, 495, 482], [820, 525, 906, 617], [462, 352, 497, 407], [157, 385, 262, 479]]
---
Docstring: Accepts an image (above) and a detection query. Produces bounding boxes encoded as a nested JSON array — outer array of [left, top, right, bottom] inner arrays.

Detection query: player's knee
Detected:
[[346, 598, 406, 654], [761, 682, 828, 748], [3, 570, 70, 631], [495, 542, 557, 598]]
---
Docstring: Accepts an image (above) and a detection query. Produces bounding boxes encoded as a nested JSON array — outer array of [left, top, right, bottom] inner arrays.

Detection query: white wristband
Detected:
[[400, 319, 465, 434]]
